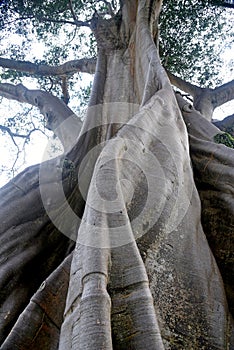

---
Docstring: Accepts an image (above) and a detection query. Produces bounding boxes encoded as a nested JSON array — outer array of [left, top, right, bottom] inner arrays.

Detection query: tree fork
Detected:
[[0, 1, 233, 349], [168, 71, 234, 120]]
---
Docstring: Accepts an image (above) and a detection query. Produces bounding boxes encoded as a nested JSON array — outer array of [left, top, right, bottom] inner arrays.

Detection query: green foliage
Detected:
[[0, 0, 232, 88], [0, 0, 97, 65], [214, 132, 234, 148], [159, 0, 233, 87], [0, 0, 98, 101]]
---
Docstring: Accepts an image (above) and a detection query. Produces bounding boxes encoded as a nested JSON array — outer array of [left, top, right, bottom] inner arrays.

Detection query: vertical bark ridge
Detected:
[[59, 2, 190, 349], [59, 245, 112, 349], [0, 148, 82, 346], [0, 1, 231, 349], [110, 242, 164, 349], [177, 94, 234, 320], [1, 254, 72, 350]]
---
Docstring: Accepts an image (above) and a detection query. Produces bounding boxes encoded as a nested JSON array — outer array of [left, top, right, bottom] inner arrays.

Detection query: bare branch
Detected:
[[36, 16, 87, 26], [5, 15, 90, 28], [0, 124, 48, 175], [0, 124, 44, 140], [168, 71, 234, 109], [212, 0, 234, 8], [0, 57, 97, 77], [0, 125, 20, 147], [167, 70, 214, 120]]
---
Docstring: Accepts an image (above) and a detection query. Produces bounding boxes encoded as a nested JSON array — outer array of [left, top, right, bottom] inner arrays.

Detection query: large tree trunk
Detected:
[[0, 1, 233, 349]]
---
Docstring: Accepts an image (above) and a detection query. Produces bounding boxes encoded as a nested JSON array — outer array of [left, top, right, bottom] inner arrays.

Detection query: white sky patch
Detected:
[[28, 42, 45, 60], [214, 100, 234, 120]]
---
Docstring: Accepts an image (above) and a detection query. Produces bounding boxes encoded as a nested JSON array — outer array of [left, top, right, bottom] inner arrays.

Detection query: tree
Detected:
[[0, 1, 234, 349]]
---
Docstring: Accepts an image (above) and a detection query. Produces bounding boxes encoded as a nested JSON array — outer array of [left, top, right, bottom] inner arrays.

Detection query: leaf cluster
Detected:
[[0, 0, 232, 88], [159, 0, 233, 86], [214, 132, 234, 147]]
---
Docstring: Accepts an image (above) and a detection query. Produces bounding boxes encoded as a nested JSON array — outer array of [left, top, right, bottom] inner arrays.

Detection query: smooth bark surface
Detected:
[[0, 1, 233, 349], [1, 254, 72, 350], [213, 114, 234, 135], [0, 57, 96, 76], [168, 71, 234, 120], [177, 94, 234, 317]]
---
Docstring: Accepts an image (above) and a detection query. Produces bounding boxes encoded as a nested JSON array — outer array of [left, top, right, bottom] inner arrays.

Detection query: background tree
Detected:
[[0, 1, 234, 349]]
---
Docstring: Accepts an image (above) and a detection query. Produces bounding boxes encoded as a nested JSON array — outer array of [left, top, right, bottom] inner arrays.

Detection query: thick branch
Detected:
[[166, 70, 201, 97], [212, 80, 234, 109], [212, 0, 234, 8], [0, 83, 82, 151], [168, 71, 234, 121], [213, 114, 234, 135], [0, 57, 96, 77], [167, 70, 214, 120]]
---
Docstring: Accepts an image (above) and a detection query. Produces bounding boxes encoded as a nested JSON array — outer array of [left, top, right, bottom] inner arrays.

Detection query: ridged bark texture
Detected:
[[0, 1, 233, 349]]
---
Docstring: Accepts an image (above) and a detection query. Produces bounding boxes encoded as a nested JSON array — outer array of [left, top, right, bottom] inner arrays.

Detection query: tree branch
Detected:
[[5, 15, 90, 28], [168, 70, 234, 121], [166, 70, 201, 97], [0, 125, 19, 148], [68, 0, 78, 21], [0, 125, 47, 175], [211, 80, 234, 109], [211, 0, 234, 8], [0, 124, 42, 140], [213, 114, 234, 135], [0, 57, 97, 77], [36, 15, 90, 27], [0, 83, 82, 151]]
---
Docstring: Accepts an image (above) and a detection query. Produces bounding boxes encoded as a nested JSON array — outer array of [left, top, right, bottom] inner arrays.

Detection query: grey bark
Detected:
[[0, 254, 72, 350], [0, 83, 82, 151], [213, 114, 234, 135], [0, 57, 96, 77], [177, 93, 234, 317], [167, 71, 234, 120], [0, 0, 233, 349], [58, 1, 234, 349]]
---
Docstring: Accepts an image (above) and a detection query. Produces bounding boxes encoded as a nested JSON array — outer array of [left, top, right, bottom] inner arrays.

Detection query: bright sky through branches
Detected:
[[0, 2, 233, 187]]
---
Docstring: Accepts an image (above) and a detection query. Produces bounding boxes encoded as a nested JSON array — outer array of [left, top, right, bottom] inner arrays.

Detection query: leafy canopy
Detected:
[[0, 0, 233, 181], [0, 0, 232, 86]]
